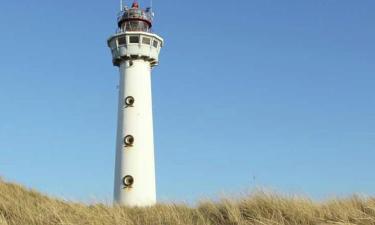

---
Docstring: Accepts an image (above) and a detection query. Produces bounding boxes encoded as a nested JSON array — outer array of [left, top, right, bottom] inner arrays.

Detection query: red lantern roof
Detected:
[[132, 1, 139, 9]]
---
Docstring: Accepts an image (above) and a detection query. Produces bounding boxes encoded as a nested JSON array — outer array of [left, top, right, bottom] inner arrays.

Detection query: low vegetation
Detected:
[[0, 179, 374, 225]]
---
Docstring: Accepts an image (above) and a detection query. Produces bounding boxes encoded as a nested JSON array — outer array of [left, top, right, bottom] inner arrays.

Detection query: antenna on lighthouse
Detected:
[[120, 0, 124, 11], [148, 0, 155, 18]]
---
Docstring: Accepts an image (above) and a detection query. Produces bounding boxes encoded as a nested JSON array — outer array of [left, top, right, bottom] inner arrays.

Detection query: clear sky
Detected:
[[0, 0, 374, 203]]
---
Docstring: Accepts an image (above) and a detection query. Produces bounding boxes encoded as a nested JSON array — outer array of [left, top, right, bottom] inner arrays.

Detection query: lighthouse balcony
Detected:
[[108, 32, 163, 67]]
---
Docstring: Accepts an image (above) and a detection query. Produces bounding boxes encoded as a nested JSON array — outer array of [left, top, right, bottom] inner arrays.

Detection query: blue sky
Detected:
[[0, 0, 374, 203]]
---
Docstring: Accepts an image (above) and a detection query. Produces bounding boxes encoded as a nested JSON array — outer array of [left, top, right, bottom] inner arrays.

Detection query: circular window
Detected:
[[123, 175, 134, 188], [124, 135, 134, 146], [125, 96, 135, 107]]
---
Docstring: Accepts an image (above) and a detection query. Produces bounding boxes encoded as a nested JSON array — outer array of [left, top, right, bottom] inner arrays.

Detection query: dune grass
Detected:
[[0, 180, 374, 225]]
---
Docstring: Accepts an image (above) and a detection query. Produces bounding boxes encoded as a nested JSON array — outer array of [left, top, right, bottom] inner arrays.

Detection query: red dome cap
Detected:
[[131, 1, 139, 8]]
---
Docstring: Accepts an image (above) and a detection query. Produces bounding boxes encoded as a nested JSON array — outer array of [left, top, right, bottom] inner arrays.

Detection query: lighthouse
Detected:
[[107, 1, 163, 206]]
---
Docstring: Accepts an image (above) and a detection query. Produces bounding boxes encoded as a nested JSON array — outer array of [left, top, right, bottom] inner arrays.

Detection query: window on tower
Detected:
[[153, 40, 158, 48], [118, 36, 126, 46], [120, 21, 151, 32], [142, 37, 151, 45], [129, 36, 140, 44]]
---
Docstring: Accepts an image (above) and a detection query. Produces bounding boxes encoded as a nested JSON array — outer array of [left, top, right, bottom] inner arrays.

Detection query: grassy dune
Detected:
[[0, 180, 375, 225]]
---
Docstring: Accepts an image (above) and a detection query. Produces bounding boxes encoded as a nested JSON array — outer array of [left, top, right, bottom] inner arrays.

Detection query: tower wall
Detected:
[[114, 60, 156, 206]]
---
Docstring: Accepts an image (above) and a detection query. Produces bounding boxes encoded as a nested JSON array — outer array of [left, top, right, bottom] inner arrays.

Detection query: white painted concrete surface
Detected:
[[113, 59, 157, 206]]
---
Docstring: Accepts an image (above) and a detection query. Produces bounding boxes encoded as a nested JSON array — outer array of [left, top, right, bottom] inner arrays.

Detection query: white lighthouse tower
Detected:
[[107, 1, 163, 207]]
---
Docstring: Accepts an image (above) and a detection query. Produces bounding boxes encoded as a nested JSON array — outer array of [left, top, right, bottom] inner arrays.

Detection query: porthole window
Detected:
[[142, 37, 151, 45], [124, 135, 134, 147], [129, 36, 140, 44], [123, 175, 134, 188], [125, 96, 135, 107], [118, 36, 126, 46], [153, 40, 158, 48]]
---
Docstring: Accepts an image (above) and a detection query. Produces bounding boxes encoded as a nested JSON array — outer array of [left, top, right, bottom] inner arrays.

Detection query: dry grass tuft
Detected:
[[0, 180, 374, 225]]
